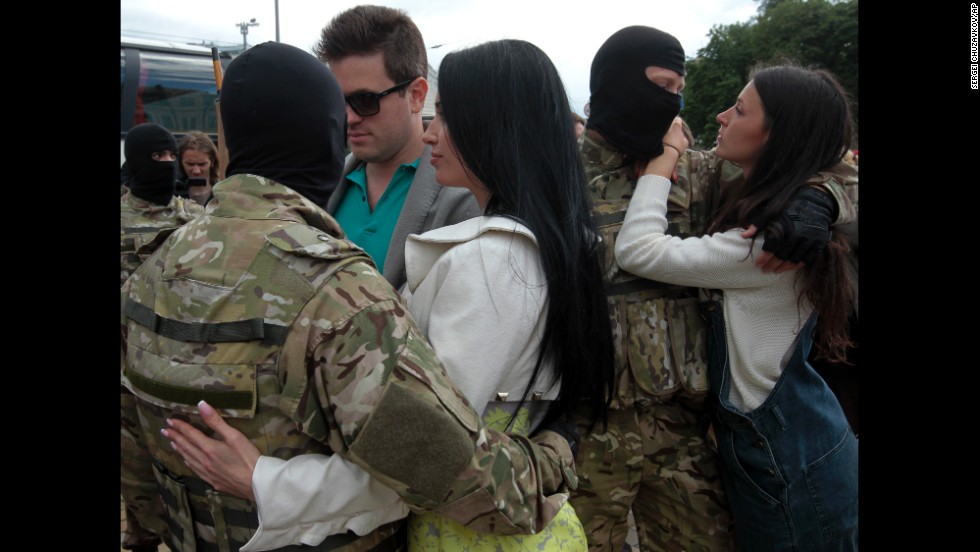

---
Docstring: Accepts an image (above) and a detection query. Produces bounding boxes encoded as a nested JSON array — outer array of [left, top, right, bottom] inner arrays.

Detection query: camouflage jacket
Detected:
[[120, 190, 204, 287], [580, 132, 856, 409], [120, 175, 576, 552]]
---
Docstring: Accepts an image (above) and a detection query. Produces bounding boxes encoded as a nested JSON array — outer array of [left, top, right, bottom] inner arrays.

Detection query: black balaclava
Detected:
[[125, 123, 178, 205], [220, 41, 346, 208], [587, 26, 686, 161]]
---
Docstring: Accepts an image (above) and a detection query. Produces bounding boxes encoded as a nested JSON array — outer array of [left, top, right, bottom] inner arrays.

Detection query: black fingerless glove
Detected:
[[761, 186, 838, 265]]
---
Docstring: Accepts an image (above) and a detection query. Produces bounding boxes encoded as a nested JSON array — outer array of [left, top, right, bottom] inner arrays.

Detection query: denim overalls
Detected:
[[703, 300, 858, 551]]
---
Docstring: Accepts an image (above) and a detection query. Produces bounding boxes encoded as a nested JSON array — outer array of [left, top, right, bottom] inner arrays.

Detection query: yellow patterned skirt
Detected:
[[407, 500, 587, 551]]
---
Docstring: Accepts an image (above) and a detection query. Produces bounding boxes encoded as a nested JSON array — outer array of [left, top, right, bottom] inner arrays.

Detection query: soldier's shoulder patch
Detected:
[[265, 224, 366, 261]]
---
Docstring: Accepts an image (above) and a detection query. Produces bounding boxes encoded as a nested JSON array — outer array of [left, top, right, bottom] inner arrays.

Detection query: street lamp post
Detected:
[[236, 18, 260, 51]]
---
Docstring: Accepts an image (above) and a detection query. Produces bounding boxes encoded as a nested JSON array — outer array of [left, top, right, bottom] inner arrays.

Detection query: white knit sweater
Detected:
[[615, 175, 813, 412]]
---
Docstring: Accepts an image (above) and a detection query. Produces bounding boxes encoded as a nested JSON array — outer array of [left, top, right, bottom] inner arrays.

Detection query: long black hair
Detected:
[[438, 39, 616, 430], [709, 63, 856, 361]]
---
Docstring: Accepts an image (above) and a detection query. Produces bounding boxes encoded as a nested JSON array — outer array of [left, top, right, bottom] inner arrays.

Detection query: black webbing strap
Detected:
[[123, 298, 289, 346], [594, 210, 626, 227], [123, 365, 253, 409]]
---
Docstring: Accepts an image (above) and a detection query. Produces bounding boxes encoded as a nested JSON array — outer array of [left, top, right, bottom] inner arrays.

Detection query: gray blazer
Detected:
[[327, 144, 480, 290]]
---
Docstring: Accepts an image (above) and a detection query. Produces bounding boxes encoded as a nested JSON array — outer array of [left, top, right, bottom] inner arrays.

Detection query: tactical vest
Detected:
[[593, 196, 710, 409], [120, 196, 202, 287], [584, 144, 728, 409], [122, 216, 403, 552], [120, 224, 178, 286]]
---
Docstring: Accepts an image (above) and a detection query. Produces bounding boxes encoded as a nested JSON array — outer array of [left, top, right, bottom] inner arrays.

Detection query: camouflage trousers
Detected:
[[569, 399, 734, 552]]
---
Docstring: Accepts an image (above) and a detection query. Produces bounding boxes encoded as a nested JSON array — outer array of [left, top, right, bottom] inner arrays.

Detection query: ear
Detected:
[[409, 77, 428, 114]]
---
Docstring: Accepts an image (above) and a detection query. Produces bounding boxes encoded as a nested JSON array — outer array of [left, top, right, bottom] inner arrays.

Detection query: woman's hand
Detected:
[[161, 400, 260, 501], [642, 117, 689, 180]]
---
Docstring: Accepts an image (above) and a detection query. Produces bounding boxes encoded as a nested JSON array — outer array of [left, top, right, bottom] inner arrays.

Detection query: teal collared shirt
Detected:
[[333, 158, 419, 274]]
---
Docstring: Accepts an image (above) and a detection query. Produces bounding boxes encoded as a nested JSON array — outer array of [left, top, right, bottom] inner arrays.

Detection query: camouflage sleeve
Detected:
[[277, 265, 576, 535], [120, 283, 168, 546], [811, 160, 858, 224]]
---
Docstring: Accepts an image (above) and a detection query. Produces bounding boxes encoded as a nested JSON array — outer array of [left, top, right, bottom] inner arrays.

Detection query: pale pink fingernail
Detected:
[[198, 400, 215, 417]]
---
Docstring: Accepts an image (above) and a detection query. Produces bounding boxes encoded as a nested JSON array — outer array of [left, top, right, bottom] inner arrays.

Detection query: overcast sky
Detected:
[[121, 0, 761, 115]]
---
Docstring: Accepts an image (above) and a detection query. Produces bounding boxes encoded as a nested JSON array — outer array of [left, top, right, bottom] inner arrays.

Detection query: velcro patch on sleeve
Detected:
[[349, 382, 474, 502]]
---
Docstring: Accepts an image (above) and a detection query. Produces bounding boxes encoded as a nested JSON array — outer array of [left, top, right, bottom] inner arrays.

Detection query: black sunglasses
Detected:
[[345, 78, 417, 117]]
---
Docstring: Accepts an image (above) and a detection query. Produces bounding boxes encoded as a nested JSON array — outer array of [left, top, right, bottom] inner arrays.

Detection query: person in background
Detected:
[[176, 131, 220, 206], [120, 122, 204, 287], [317, 4, 479, 288], [119, 121, 204, 552], [615, 63, 859, 551]]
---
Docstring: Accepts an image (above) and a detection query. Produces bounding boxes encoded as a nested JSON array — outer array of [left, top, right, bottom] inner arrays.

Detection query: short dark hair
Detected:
[[314, 5, 427, 84]]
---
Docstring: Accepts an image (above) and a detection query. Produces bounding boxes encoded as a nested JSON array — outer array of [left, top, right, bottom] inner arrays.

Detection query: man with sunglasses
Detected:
[[317, 4, 479, 290]]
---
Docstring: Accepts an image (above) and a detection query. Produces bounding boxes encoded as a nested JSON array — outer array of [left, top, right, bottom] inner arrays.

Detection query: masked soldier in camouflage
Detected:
[[569, 26, 857, 552], [120, 122, 206, 552], [120, 42, 577, 552], [120, 123, 204, 288]]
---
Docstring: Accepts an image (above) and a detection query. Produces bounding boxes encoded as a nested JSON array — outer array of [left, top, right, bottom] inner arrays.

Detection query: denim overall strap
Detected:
[[703, 300, 858, 552]]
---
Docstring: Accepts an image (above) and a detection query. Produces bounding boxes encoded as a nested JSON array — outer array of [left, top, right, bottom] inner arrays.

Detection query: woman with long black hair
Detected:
[[403, 37, 616, 550]]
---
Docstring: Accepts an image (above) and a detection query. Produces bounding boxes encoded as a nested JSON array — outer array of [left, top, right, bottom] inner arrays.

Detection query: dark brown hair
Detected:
[[314, 5, 427, 84], [709, 63, 856, 362]]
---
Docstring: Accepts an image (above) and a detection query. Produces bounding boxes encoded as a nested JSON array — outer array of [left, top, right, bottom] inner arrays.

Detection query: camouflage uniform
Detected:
[[120, 175, 577, 552], [120, 187, 205, 552], [121, 189, 204, 287], [569, 133, 856, 552]]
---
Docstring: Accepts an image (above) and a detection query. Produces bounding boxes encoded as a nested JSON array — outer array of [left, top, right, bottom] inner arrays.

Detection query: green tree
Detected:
[[683, 0, 858, 148], [684, 22, 757, 148]]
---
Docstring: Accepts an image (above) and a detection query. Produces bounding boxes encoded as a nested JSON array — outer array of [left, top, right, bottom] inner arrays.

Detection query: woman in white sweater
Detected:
[[615, 64, 857, 551]]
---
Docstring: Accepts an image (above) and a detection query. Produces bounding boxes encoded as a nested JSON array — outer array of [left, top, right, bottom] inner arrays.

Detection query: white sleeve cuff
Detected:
[[240, 454, 409, 551]]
